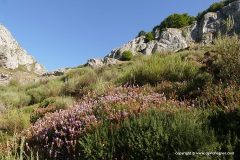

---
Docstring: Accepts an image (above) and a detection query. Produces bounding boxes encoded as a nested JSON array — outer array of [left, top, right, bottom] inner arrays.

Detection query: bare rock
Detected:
[[158, 28, 187, 51], [197, 1, 240, 45], [42, 68, 67, 77], [106, 28, 187, 59], [183, 21, 198, 42], [0, 24, 47, 74], [106, 36, 145, 59], [85, 57, 120, 68], [0, 73, 10, 86]]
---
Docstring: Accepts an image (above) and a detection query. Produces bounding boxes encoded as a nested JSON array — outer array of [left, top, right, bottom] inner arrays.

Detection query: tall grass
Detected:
[[214, 33, 240, 82], [119, 52, 200, 86], [0, 109, 31, 135], [0, 134, 37, 160]]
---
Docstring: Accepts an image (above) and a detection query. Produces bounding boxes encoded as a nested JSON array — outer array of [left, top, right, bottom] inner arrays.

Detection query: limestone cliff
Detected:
[[0, 24, 46, 75]]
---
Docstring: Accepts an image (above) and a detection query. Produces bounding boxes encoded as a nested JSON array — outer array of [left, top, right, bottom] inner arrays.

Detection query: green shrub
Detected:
[[121, 50, 133, 61], [0, 109, 31, 135], [26, 86, 50, 104], [136, 30, 146, 37], [78, 108, 237, 159], [154, 13, 195, 33], [145, 31, 154, 42], [8, 80, 21, 87], [0, 91, 31, 109], [214, 34, 240, 82], [46, 79, 64, 97]]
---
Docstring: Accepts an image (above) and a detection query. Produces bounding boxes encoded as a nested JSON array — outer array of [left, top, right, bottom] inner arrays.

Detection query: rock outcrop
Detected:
[[198, 0, 240, 44], [42, 68, 68, 77], [105, 0, 240, 59], [0, 73, 10, 86], [106, 28, 188, 59], [0, 24, 46, 75], [86, 0, 240, 68], [85, 57, 120, 68]]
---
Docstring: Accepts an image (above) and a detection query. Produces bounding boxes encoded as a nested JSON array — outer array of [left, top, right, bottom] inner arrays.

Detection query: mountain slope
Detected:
[[0, 24, 46, 74]]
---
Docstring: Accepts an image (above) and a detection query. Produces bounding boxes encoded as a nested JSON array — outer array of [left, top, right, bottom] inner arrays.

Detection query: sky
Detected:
[[0, 0, 220, 71]]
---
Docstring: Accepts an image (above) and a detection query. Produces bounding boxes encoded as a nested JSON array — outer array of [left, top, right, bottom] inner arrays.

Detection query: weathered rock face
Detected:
[[106, 36, 145, 59], [85, 57, 120, 68], [182, 21, 199, 42], [221, 0, 240, 31], [106, 28, 188, 59], [0, 24, 46, 74], [158, 28, 188, 51], [197, 0, 240, 44]]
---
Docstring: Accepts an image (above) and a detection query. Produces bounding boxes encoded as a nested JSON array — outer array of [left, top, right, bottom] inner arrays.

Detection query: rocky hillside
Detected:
[[86, 0, 240, 68], [0, 24, 46, 74], [0, 24, 47, 85]]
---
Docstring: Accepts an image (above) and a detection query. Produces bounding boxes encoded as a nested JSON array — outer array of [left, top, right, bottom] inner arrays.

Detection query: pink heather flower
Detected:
[[224, 106, 229, 111]]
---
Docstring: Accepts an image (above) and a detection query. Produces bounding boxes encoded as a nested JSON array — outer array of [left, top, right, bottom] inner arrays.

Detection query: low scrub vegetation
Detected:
[[121, 50, 133, 61], [145, 31, 154, 42]]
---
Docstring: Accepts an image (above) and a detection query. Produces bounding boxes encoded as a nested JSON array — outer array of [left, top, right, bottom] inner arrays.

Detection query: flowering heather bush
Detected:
[[23, 105, 97, 159], [21, 85, 192, 159], [201, 81, 240, 109], [30, 97, 73, 124], [94, 85, 192, 122]]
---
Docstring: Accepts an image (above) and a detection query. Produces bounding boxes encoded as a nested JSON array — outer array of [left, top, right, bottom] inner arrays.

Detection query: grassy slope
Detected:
[[0, 38, 239, 159]]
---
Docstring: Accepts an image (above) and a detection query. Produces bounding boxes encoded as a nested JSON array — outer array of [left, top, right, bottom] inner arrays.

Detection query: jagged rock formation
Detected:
[[0, 24, 46, 75], [106, 28, 188, 59], [198, 0, 240, 44]]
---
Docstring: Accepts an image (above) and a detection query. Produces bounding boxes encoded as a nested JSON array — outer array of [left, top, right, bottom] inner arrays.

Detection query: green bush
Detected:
[[62, 67, 98, 97], [121, 50, 133, 61], [26, 86, 50, 104], [78, 108, 237, 159], [0, 109, 31, 135], [145, 32, 154, 42], [213, 34, 240, 82], [0, 91, 31, 109], [136, 30, 146, 37], [154, 13, 195, 33]]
